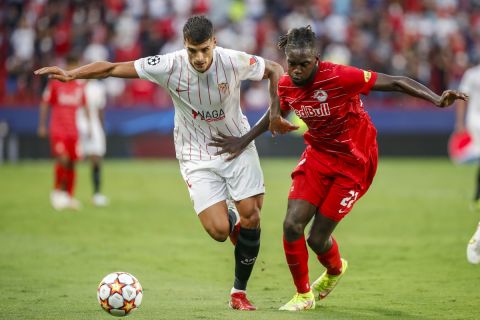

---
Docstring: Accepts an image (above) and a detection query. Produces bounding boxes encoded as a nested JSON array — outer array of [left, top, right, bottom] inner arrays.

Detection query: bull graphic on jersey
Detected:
[[192, 109, 226, 122], [218, 83, 229, 94], [313, 89, 328, 102]]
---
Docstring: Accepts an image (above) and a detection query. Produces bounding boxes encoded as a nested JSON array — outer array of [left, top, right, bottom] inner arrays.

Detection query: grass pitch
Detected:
[[0, 158, 479, 320]]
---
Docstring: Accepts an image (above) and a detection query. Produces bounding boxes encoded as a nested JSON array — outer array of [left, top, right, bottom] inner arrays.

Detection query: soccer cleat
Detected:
[[66, 197, 82, 210], [278, 291, 315, 311], [229, 292, 256, 311], [50, 190, 69, 211], [311, 258, 348, 300], [93, 193, 109, 207], [467, 222, 480, 264], [227, 200, 240, 245]]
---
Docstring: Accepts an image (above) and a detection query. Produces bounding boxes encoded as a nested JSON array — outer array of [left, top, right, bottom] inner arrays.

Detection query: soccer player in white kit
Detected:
[[455, 65, 480, 264], [35, 16, 286, 310], [77, 79, 109, 207]]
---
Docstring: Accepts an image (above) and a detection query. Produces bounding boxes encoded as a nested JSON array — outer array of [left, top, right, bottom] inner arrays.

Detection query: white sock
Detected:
[[231, 287, 246, 295]]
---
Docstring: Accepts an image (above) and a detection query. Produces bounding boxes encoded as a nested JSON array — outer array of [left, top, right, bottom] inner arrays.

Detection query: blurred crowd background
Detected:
[[2, 0, 479, 110]]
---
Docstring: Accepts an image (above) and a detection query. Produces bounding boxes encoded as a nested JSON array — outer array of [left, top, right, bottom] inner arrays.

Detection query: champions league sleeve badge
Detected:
[[147, 55, 161, 66]]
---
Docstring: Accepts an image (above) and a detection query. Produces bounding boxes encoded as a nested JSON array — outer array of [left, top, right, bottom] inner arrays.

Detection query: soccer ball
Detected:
[[97, 272, 143, 317]]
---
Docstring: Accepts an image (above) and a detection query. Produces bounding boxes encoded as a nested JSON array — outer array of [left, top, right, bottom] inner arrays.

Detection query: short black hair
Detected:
[[278, 25, 316, 52], [183, 16, 214, 44]]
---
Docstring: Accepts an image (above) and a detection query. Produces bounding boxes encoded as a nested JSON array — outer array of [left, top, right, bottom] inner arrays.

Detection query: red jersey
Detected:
[[42, 80, 86, 138], [278, 61, 378, 164]]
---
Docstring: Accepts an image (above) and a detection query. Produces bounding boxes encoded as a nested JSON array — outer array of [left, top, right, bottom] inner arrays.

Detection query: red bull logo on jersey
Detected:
[[192, 109, 226, 122], [294, 104, 330, 118]]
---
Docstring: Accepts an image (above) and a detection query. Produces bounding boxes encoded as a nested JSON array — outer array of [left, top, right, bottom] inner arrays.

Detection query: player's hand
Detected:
[[269, 115, 299, 136], [208, 132, 248, 161], [34, 66, 74, 82], [437, 90, 468, 108], [37, 125, 47, 138]]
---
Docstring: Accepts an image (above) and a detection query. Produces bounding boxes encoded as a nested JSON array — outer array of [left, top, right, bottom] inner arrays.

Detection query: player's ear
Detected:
[[183, 39, 188, 48], [212, 37, 217, 47]]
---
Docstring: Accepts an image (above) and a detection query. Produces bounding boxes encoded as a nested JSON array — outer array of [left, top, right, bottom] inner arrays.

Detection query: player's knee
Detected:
[[239, 207, 260, 228], [205, 227, 229, 242], [307, 235, 330, 253], [283, 218, 304, 241], [203, 219, 230, 242]]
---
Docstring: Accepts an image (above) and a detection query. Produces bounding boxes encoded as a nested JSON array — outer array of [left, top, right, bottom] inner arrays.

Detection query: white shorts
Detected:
[[179, 146, 265, 214], [79, 127, 106, 157]]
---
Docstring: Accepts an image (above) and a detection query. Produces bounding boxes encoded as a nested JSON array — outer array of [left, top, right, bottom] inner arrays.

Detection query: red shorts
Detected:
[[50, 135, 79, 161], [288, 145, 378, 222]]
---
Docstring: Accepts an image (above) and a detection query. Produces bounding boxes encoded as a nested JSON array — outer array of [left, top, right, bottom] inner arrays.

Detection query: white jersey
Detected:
[[134, 47, 266, 160], [77, 80, 107, 156], [459, 65, 480, 132]]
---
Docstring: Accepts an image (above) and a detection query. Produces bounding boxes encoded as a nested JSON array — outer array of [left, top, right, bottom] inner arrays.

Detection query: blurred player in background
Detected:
[[37, 54, 89, 211], [77, 79, 109, 207], [35, 16, 287, 310], [212, 26, 467, 311], [455, 65, 480, 264]]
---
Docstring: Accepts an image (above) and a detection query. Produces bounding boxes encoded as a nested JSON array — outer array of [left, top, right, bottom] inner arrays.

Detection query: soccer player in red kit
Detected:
[[210, 25, 467, 311], [38, 55, 88, 210]]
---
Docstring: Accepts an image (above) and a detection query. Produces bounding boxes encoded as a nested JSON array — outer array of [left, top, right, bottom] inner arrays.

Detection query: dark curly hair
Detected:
[[183, 16, 214, 44], [278, 25, 316, 52]]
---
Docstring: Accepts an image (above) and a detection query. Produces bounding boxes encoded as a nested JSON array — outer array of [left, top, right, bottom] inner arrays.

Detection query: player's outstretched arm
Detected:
[[267, 59, 299, 136], [34, 61, 138, 82], [208, 59, 295, 160], [372, 73, 468, 108], [209, 110, 270, 160]]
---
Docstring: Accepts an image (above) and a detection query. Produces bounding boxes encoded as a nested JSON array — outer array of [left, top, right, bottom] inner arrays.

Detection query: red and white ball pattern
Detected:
[[97, 272, 143, 317]]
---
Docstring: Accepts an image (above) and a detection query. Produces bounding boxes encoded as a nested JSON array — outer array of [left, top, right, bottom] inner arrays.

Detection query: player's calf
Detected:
[[199, 204, 232, 242]]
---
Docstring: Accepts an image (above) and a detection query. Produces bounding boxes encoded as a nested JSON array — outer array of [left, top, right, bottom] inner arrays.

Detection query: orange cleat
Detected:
[[229, 292, 257, 311]]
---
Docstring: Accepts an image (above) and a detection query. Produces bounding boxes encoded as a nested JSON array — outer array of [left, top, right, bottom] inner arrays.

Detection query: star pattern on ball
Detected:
[[133, 281, 142, 293], [100, 299, 111, 311], [147, 55, 161, 66], [110, 279, 125, 294], [122, 300, 136, 313]]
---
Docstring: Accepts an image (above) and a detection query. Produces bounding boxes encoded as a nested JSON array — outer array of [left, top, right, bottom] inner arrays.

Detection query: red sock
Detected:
[[54, 163, 65, 190], [64, 167, 76, 196], [229, 224, 240, 246], [317, 237, 342, 275], [283, 235, 310, 293]]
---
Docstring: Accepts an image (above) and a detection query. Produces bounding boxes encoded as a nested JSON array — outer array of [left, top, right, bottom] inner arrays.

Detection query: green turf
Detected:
[[0, 158, 479, 319]]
